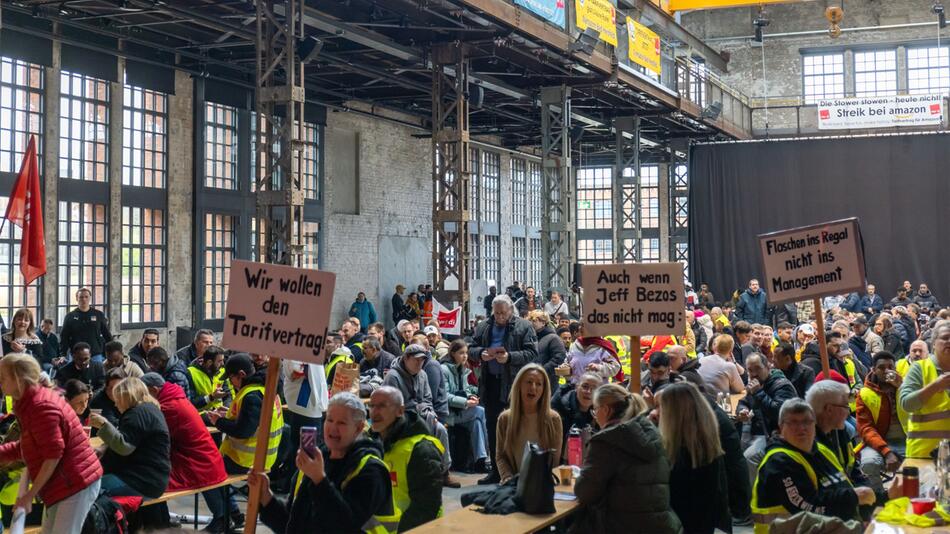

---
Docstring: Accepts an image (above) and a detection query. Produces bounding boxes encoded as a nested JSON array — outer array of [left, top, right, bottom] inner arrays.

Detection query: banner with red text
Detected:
[[432, 297, 462, 336], [817, 94, 943, 130]]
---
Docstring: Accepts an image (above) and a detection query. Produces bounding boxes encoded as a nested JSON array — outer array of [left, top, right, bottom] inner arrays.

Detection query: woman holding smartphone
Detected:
[[249, 392, 397, 533]]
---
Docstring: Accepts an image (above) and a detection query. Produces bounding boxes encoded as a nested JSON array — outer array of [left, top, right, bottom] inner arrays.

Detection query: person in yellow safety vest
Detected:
[[604, 335, 629, 374], [326, 346, 356, 385], [807, 379, 890, 511], [854, 351, 908, 495], [897, 340, 929, 377], [898, 321, 950, 458], [186, 345, 230, 414], [208, 353, 284, 530], [368, 386, 444, 532], [751, 399, 873, 534], [341, 318, 366, 363], [249, 392, 399, 534]]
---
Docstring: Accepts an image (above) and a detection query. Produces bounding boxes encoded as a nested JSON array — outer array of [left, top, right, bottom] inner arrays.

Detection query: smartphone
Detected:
[[300, 426, 318, 459]]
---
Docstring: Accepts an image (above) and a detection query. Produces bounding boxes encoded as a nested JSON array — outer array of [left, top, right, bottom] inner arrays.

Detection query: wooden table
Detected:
[[864, 458, 947, 534], [408, 471, 579, 534]]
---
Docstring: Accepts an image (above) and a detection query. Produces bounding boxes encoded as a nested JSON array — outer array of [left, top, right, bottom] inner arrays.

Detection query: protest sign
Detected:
[[222, 260, 335, 363], [817, 94, 943, 130], [581, 262, 684, 337], [757, 218, 866, 305], [626, 17, 661, 75]]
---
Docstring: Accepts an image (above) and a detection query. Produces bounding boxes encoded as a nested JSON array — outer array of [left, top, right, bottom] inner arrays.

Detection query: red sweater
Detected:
[[156, 382, 227, 491], [0, 385, 102, 505]]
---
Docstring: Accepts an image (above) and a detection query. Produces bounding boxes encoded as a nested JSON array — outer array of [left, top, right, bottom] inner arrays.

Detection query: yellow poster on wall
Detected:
[[626, 17, 662, 74], [575, 0, 618, 47]]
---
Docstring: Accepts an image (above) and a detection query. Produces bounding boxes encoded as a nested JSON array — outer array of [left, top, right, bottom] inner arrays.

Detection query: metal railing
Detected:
[[673, 57, 753, 134]]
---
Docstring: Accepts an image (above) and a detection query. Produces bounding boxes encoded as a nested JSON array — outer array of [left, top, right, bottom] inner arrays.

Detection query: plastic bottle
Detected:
[[567, 426, 583, 466]]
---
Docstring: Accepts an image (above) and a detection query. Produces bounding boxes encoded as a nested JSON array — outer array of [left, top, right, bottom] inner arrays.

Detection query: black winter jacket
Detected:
[[100, 402, 171, 498], [59, 307, 112, 357], [670, 452, 731, 534], [214, 370, 267, 439], [158, 353, 193, 401], [467, 315, 538, 404], [535, 325, 566, 388], [551, 386, 595, 462], [571, 415, 682, 534], [781, 360, 815, 399], [260, 438, 394, 534], [739, 370, 798, 436]]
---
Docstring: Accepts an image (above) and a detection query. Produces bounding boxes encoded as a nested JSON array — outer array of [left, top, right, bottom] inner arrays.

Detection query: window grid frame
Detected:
[[802, 53, 845, 104], [511, 157, 527, 227], [57, 200, 110, 324], [59, 70, 110, 183], [204, 102, 238, 190], [203, 213, 235, 321], [528, 161, 543, 228], [907, 46, 950, 95], [640, 165, 660, 229], [481, 151, 500, 224], [576, 167, 612, 230], [1, 56, 44, 174], [0, 196, 42, 324], [122, 84, 167, 188], [512, 237, 527, 285], [854, 49, 898, 98], [577, 239, 613, 265], [120, 206, 166, 327]]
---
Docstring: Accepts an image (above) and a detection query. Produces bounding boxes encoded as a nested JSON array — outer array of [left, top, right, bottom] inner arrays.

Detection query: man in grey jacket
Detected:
[[382, 344, 459, 487]]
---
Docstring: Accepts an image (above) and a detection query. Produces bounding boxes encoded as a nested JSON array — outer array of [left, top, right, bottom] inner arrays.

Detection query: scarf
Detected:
[[578, 337, 618, 357]]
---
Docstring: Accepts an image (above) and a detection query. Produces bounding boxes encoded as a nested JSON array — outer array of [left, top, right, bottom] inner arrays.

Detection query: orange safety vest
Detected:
[[422, 298, 433, 323]]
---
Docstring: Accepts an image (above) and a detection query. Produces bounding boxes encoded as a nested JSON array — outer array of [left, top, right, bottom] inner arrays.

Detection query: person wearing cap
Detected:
[[851, 316, 884, 359], [383, 344, 457, 488], [424, 326, 450, 359], [899, 321, 950, 458], [141, 373, 229, 532], [795, 323, 817, 361], [207, 353, 284, 529], [773, 342, 814, 398], [751, 399, 870, 533]]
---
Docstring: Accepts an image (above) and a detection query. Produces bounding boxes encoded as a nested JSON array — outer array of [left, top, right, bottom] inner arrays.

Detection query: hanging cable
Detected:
[[761, 37, 769, 136]]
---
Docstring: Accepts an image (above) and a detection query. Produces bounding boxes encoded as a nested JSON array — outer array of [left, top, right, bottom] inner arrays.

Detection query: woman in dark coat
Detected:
[[551, 372, 599, 462], [572, 384, 682, 534], [527, 310, 566, 387], [656, 382, 731, 534]]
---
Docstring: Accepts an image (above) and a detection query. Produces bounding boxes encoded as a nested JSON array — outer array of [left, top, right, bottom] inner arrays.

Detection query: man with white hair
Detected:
[[467, 294, 538, 484], [807, 380, 876, 494]]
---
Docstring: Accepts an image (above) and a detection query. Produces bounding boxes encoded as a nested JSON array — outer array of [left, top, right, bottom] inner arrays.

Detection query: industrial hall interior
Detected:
[[2, 0, 950, 533]]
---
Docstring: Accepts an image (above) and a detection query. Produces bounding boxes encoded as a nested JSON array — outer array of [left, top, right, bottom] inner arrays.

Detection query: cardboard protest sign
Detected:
[[222, 260, 336, 363], [757, 218, 866, 305], [581, 262, 685, 337]]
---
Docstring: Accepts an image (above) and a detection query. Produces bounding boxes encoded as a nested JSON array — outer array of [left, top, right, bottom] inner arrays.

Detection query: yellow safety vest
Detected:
[[326, 353, 355, 379], [293, 453, 399, 534], [384, 434, 445, 520], [188, 366, 228, 412], [3, 396, 11, 414], [906, 357, 950, 458], [751, 444, 850, 534], [219, 384, 284, 469], [897, 357, 916, 378], [854, 386, 908, 454], [842, 358, 859, 412]]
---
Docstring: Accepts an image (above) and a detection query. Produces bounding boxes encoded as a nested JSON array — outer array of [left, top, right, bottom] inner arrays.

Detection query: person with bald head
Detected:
[[368, 386, 443, 531], [736, 353, 798, 481], [898, 339, 929, 377], [667, 345, 706, 390]]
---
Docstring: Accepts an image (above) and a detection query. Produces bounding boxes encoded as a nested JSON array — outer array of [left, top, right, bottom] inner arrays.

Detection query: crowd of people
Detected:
[[0, 276, 944, 533]]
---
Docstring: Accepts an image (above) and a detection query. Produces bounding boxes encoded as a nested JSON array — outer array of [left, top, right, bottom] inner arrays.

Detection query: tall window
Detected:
[[121, 207, 165, 326], [470, 148, 480, 223], [60, 71, 109, 182], [483, 235, 500, 284], [854, 50, 897, 97], [908, 46, 950, 95], [512, 237, 527, 284], [203, 213, 235, 321], [578, 239, 612, 264], [528, 161, 542, 227], [469, 234, 481, 282], [122, 86, 166, 187], [641, 238, 660, 262], [576, 167, 612, 229], [481, 151, 500, 223], [0, 197, 42, 323], [511, 158, 527, 226], [58, 201, 109, 323], [297, 122, 320, 200], [802, 54, 845, 103], [1, 57, 44, 173], [640, 165, 659, 229], [205, 103, 238, 190], [529, 238, 542, 288]]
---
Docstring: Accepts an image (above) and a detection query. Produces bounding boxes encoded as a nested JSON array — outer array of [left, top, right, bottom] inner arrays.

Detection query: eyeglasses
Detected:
[[589, 405, 600, 416]]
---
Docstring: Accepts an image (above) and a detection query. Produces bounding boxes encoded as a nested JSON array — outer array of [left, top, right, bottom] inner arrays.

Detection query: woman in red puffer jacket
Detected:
[[0, 354, 102, 534]]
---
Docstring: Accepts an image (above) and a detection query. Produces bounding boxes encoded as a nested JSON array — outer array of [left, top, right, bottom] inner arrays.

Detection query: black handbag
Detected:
[[514, 441, 556, 514]]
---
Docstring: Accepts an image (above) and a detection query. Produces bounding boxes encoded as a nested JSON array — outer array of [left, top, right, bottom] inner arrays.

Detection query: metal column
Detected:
[[540, 86, 573, 291], [255, 0, 305, 266], [613, 117, 640, 263], [431, 44, 471, 314]]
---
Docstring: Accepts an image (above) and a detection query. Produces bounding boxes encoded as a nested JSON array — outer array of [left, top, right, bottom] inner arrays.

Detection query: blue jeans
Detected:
[[99, 474, 143, 498], [455, 405, 489, 462]]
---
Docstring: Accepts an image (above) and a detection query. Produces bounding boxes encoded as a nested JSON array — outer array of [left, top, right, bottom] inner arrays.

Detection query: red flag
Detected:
[[4, 136, 46, 285]]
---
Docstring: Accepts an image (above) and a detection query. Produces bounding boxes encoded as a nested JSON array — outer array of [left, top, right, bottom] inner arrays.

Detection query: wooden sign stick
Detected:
[[813, 297, 831, 380], [629, 335, 641, 393], [244, 356, 282, 534]]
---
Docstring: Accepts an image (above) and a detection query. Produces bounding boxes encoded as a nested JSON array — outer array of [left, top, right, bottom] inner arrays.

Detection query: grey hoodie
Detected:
[[382, 356, 435, 418]]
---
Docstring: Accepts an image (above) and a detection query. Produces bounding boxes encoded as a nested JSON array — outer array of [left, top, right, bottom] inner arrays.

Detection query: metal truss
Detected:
[[255, 0, 306, 266], [431, 43, 471, 313], [540, 86, 574, 291], [613, 117, 641, 263]]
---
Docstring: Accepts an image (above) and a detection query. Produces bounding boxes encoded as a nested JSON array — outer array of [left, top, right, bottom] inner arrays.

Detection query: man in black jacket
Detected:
[[368, 386, 443, 532], [146, 347, 193, 400], [55, 342, 105, 391], [128, 328, 161, 373], [773, 342, 814, 398], [467, 294, 538, 484], [59, 287, 112, 364], [514, 286, 544, 318], [738, 353, 798, 482], [174, 329, 215, 367]]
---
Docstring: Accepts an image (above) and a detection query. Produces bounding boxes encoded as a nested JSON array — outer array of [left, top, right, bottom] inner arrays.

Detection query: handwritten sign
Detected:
[[626, 17, 661, 75], [757, 218, 866, 305], [222, 260, 336, 363], [581, 262, 684, 337]]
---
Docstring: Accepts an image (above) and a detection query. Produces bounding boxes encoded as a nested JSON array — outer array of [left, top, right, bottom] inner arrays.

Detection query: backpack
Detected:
[[82, 495, 130, 534]]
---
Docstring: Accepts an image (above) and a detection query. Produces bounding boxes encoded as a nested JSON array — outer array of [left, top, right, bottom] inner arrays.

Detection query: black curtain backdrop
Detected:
[[689, 133, 950, 305]]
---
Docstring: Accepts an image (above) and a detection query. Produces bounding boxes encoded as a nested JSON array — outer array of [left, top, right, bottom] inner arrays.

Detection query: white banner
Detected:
[[432, 297, 462, 336], [817, 94, 944, 130]]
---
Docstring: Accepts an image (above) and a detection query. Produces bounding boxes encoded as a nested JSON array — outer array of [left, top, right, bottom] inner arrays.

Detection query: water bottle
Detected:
[[567, 426, 583, 467]]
